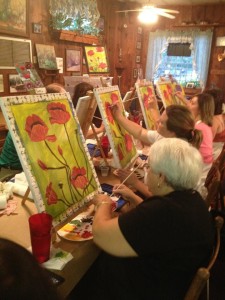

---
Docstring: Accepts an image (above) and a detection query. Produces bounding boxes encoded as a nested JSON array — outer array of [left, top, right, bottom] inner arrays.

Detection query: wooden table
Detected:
[[0, 170, 120, 299]]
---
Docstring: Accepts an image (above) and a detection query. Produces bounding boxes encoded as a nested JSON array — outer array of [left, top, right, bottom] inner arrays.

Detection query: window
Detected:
[[145, 29, 213, 88]]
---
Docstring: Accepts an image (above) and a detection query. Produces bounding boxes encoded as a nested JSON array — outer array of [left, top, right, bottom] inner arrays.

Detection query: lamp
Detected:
[[138, 6, 158, 24], [216, 36, 225, 62]]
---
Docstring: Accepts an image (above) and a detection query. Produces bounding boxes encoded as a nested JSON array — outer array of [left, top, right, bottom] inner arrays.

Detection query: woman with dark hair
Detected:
[[72, 82, 102, 128], [0, 238, 61, 300], [72, 82, 104, 138]]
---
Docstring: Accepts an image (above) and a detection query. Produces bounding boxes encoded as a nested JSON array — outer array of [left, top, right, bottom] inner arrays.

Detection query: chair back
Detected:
[[184, 216, 224, 300], [205, 144, 225, 210]]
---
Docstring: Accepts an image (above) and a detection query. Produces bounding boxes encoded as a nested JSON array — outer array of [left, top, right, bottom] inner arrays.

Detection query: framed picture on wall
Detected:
[[0, 74, 4, 92], [136, 55, 141, 63], [66, 48, 82, 74], [84, 46, 109, 73], [97, 17, 105, 32], [9, 74, 26, 93], [136, 42, 142, 50], [133, 68, 137, 78], [36, 44, 58, 70], [0, 0, 29, 37], [32, 23, 42, 34], [137, 26, 142, 34]]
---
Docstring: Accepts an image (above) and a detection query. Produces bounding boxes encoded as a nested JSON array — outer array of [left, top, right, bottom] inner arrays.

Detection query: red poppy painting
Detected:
[[84, 46, 109, 73], [156, 81, 177, 108], [0, 94, 100, 225], [135, 82, 160, 130], [94, 86, 138, 169]]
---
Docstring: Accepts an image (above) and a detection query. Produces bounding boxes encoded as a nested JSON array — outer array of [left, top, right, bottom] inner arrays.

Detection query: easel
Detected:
[[21, 186, 31, 205], [79, 91, 109, 166]]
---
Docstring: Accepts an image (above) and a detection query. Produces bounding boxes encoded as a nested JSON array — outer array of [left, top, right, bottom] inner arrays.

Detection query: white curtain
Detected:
[[145, 29, 213, 87]]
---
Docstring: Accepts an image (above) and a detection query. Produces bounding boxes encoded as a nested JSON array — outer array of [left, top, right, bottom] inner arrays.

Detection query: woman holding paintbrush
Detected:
[[112, 103, 203, 198], [70, 138, 214, 300]]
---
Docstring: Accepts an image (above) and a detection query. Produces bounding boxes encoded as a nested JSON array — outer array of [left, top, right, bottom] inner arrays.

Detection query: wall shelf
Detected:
[[54, 30, 99, 45]]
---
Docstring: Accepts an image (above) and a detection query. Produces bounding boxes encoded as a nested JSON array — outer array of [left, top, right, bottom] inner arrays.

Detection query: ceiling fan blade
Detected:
[[156, 11, 176, 19], [115, 9, 142, 13], [155, 8, 179, 14]]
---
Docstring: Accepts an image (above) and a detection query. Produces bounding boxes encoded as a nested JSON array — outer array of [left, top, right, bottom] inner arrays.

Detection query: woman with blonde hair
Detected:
[[204, 87, 225, 159]]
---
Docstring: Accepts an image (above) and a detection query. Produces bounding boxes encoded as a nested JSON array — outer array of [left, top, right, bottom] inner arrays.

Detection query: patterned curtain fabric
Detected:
[[145, 29, 213, 87], [49, 0, 100, 34]]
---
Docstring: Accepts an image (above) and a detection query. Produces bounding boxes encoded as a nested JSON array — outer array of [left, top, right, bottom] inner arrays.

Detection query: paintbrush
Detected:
[[109, 97, 137, 108], [109, 161, 145, 197]]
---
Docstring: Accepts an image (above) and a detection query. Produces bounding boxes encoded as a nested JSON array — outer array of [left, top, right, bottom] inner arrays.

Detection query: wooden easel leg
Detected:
[[21, 187, 30, 205]]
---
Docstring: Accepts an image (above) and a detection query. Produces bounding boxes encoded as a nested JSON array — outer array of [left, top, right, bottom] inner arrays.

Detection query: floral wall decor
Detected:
[[0, 93, 100, 226], [15, 62, 44, 93], [135, 82, 160, 130], [94, 86, 138, 169], [84, 46, 109, 73]]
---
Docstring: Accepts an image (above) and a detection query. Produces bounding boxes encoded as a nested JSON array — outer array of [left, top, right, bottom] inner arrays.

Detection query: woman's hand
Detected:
[[113, 184, 138, 203], [114, 168, 139, 186], [93, 193, 112, 207], [111, 102, 123, 121]]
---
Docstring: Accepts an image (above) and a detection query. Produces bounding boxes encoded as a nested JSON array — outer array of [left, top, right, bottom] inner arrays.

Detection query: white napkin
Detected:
[[42, 247, 73, 271]]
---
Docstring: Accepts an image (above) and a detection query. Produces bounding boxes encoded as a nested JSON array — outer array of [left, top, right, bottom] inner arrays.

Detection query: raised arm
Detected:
[[111, 103, 151, 145]]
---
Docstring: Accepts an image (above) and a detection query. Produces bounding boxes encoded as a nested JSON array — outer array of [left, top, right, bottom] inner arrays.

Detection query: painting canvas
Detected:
[[172, 83, 187, 105], [9, 74, 27, 93], [156, 81, 177, 108], [15, 62, 44, 92], [0, 93, 101, 226], [135, 82, 160, 130], [36, 44, 58, 70], [84, 46, 109, 73], [94, 86, 138, 169], [66, 48, 82, 73], [0, 0, 28, 37]]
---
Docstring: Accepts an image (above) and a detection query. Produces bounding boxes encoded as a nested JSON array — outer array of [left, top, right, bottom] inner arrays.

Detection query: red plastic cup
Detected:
[[29, 213, 52, 264]]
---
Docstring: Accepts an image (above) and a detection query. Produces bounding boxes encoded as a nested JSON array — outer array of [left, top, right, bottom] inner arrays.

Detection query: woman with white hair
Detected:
[[70, 138, 214, 300]]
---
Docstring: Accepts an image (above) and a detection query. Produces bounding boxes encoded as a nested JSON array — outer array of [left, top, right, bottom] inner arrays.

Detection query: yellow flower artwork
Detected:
[[0, 94, 100, 225], [94, 86, 138, 169], [84, 46, 109, 73], [136, 82, 160, 130]]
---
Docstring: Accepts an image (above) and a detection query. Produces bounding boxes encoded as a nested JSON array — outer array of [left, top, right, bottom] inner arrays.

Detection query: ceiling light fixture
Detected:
[[138, 6, 158, 24]]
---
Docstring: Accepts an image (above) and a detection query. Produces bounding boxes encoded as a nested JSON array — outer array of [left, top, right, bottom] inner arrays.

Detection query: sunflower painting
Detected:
[[156, 81, 177, 108], [0, 93, 100, 225], [94, 86, 138, 169], [135, 82, 160, 130]]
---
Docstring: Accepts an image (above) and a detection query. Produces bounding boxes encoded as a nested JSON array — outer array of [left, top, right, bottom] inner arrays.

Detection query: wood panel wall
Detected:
[[0, 0, 225, 98]]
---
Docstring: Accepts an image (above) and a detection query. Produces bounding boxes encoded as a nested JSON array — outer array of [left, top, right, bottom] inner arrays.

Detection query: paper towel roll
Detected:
[[0, 194, 7, 209]]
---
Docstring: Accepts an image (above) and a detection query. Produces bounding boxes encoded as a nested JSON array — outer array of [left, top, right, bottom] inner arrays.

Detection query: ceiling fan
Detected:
[[116, 5, 179, 23]]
